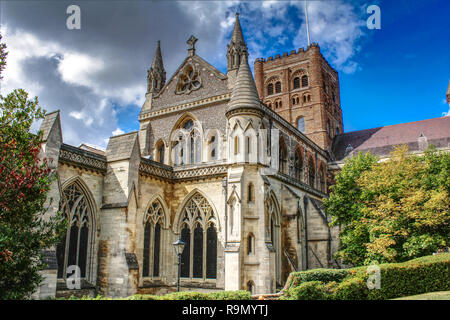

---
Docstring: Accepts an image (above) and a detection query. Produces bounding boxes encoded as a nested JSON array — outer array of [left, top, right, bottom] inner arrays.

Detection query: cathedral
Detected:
[[34, 14, 450, 299]]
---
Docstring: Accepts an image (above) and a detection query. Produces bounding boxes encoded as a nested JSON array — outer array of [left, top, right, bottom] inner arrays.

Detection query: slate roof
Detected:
[[40, 110, 61, 142], [332, 116, 450, 161], [106, 131, 139, 162]]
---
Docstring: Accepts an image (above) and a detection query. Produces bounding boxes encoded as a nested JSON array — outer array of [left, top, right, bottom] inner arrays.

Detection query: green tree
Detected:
[[359, 146, 449, 264], [0, 33, 65, 299], [324, 145, 449, 266], [323, 151, 378, 265]]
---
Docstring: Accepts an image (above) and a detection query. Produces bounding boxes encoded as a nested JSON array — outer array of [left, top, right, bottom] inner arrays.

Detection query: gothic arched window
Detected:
[[248, 183, 254, 203], [143, 199, 166, 278], [234, 135, 239, 155], [247, 233, 255, 255], [209, 135, 217, 161], [294, 147, 303, 181], [309, 157, 315, 188], [319, 165, 326, 193], [247, 281, 255, 294], [179, 193, 217, 280], [171, 118, 202, 166], [155, 141, 165, 164], [268, 194, 281, 286], [279, 138, 288, 174], [56, 181, 94, 281]]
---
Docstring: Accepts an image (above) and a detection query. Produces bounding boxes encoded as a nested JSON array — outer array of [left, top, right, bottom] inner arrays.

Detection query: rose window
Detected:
[[176, 65, 202, 94]]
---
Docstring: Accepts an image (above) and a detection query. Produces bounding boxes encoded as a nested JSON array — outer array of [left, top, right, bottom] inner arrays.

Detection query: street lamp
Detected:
[[173, 238, 185, 292]]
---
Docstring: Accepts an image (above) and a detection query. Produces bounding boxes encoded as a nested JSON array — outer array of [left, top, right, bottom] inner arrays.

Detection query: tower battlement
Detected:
[[254, 42, 343, 151]]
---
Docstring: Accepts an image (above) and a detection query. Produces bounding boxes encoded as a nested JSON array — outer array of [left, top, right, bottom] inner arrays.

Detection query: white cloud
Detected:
[[57, 53, 104, 87], [292, 0, 365, 73], [112, 128, 125, 136]]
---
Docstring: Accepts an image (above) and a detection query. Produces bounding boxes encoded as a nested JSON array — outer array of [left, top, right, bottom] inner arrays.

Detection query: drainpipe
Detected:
[[303, 196, 309, 270]]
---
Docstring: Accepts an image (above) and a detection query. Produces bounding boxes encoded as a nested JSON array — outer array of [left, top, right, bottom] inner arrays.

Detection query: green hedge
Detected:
[[129, 290, 251, 300], [283, 268, 350, 291], [56, 290, 251, 300], [282, 253, 450, 300]]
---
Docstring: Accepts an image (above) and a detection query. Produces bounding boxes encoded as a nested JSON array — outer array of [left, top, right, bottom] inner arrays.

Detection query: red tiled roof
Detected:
[[332, 116, 450, 161]]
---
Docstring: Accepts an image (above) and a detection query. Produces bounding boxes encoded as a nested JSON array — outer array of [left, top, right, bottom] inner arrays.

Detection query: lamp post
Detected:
[[173, 238, 185, 292]]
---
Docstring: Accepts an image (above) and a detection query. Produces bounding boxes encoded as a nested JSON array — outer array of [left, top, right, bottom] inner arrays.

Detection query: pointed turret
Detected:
[[147, 40, 166, 94], [226, 53, 262, 117], [227, 13, 248, 72]]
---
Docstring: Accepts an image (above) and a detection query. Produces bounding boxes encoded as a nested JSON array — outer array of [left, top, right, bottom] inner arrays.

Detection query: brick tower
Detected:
[[254, 44, 343, 151]]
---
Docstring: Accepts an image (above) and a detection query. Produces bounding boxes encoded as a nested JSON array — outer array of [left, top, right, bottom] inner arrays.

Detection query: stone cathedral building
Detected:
[[34, 14, 450, 299]]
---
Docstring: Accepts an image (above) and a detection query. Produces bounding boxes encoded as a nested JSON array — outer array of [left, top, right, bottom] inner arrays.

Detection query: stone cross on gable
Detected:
[[187, 35, 197, 56]]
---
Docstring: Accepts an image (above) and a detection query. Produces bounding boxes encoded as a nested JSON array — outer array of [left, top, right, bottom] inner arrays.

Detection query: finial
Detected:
[[187, 35, 198, 57]]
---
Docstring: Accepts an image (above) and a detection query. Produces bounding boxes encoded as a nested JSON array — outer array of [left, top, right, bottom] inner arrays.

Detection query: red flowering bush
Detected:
[[0, 33, 65, 299]]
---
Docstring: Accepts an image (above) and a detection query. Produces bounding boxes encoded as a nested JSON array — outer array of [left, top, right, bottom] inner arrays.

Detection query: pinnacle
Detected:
[[231, 12, 245, 45], [151, 40, 164, 71]]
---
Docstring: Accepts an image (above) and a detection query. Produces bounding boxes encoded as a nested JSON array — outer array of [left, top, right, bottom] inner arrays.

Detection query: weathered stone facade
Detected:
[[35, 14, 342, 299]]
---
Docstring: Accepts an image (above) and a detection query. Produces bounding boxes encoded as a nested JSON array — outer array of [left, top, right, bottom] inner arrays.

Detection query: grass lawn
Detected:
[[393, 291, 450, 300]]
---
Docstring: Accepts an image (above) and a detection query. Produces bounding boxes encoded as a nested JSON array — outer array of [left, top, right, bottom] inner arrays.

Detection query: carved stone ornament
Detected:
[[175, 64, 202, 95]]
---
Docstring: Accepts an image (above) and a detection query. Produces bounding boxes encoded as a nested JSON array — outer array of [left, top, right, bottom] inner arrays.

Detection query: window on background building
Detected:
[[297, 117, 305, 133], [301, 75, 308, 87], [267, 83, 274, 95], [293, 77, 300, 89], [275, 81, 281, 93]]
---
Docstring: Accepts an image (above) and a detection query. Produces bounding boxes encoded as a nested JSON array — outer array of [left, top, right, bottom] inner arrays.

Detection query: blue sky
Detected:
[[1, 0, 449, 148]]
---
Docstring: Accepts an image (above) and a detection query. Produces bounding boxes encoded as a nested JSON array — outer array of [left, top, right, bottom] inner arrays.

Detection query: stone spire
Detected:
[[227, 53, 261, 115], [231, 13, 245, 45], [147, 40, 166, 94], [227, 13, 248, 72]]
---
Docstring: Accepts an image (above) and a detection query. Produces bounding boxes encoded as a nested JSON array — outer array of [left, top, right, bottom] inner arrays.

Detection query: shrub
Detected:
[[283, 253, 450, 300], [283, 268, 350, 290], [332, 278, 368, 300], [68, 290, 251, 301], [285, 281, 326, 300]]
